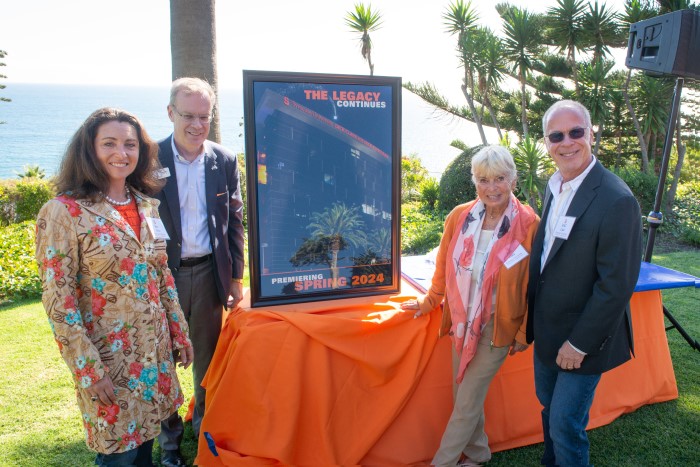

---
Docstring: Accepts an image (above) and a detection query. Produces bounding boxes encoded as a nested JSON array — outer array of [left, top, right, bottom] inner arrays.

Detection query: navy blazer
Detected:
[[526, 161, 642, 374], [155, 135, 245, 304]]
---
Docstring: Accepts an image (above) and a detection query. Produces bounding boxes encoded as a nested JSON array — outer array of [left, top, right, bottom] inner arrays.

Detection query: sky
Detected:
[[1, 0, 631, 101]]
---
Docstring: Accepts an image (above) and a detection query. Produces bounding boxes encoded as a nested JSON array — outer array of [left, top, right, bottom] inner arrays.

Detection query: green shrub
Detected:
[[668, 181, 700, 246], [419, 177, 439, 210], [401, 202, 444, 255], [0, 178, 55, 226], [613, 168, 660, 217], [438, 145, 482, 212], [402, 155, 429, 203], [0, 221, 41, 304]]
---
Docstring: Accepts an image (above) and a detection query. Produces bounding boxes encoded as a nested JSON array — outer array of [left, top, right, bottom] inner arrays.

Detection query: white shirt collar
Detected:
[[170, 134, 206, 164], [549, 156, 597, 194]]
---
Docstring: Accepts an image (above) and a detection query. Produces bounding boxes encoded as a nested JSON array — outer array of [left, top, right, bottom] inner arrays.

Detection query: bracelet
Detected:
[[232, 278, 243, 283]]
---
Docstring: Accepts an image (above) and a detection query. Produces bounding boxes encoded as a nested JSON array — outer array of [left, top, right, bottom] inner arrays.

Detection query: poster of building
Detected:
[[243, 71, 401, 307]]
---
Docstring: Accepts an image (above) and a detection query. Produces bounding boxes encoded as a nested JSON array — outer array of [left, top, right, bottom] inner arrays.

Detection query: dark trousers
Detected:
[[95, 439, 154, 466], [159, 257, 223, 451]]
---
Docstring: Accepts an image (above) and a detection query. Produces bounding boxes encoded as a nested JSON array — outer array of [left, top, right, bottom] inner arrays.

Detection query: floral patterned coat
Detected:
[[35, 191, 191, 454]]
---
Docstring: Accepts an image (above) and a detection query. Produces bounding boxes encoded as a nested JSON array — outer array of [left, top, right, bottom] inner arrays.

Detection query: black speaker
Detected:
[[626, 9, 700, 79]]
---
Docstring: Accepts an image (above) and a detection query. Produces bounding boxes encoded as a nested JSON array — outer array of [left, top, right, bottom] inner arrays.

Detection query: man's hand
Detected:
[[556, 340, 585, 370], [227, 280, 243, 309]]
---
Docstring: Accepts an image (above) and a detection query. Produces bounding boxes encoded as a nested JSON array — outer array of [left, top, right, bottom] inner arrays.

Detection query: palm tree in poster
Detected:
[[307, 203, 367, 286], [169, 0, 221, 142], [345, 3, 383, 76]]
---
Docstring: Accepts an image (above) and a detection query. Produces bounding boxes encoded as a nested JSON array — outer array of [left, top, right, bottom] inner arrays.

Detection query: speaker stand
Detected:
[[643, 77, 699, 352]]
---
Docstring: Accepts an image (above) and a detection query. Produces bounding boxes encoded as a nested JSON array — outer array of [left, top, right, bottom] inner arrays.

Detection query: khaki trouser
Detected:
[[432, 319, 510, 466]]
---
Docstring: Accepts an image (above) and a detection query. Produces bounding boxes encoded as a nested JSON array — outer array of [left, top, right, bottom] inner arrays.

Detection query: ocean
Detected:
[[0, 83, 481, 179]]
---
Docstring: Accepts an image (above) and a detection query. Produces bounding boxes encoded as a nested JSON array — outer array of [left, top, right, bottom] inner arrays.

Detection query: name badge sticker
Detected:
[[153, 168, 171, 179], [554, 216, 576, 239], [504, 244, 529, 269], [145, 217, 170, 240]]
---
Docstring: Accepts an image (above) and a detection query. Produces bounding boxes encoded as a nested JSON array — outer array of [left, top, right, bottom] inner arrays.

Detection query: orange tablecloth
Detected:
[[195, 284, 677, 466]]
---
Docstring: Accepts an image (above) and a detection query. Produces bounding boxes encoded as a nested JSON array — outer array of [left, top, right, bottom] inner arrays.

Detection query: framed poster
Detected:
[[243, 70, 401, 307]]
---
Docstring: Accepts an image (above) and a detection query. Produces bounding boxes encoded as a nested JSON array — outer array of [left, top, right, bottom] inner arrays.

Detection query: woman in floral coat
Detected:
[[35, 108, 194, 466]]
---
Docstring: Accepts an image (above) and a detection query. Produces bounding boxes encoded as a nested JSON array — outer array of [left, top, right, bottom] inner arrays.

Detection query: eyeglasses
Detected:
[[171, 106, 213, 124], [545, 127, 588, 143]]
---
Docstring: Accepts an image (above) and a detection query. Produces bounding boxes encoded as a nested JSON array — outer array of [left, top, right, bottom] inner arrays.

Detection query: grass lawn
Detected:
[[1, 252, 697, 466]]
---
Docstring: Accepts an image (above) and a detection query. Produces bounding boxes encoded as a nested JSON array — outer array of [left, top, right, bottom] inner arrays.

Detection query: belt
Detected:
[[179, 254, 212, 268]]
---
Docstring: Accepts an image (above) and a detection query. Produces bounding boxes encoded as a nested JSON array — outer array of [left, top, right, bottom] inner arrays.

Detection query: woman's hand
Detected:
[[509, 341, 529, 356], [400, 298, 425, 319], [174, 345, 194, 369], [85, 375, 117, 406]]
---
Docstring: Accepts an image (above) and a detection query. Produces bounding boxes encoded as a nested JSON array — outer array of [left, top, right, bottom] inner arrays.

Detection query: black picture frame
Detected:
[[243, 70, 401, 307]]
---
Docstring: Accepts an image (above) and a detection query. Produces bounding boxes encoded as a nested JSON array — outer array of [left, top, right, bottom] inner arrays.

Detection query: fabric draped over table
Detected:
[[195, 280, 453, 466], [194, 283, 678, 465]]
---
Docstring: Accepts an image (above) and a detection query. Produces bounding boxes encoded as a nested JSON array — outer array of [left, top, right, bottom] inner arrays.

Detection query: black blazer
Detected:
[[526, 161, 642, 374], [155, 136, 245, 304]]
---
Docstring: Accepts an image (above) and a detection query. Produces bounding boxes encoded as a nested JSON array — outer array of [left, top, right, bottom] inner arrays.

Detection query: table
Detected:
[[194, 261, 689, 465]]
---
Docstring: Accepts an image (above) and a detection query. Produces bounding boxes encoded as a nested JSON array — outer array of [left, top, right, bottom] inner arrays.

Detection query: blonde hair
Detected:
[[470, 145, 517, 185], [169, 77, 217, 109]]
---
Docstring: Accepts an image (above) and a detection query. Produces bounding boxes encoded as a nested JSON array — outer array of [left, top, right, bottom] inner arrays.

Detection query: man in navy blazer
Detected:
[[526, 100, 642, 467], [155, 77, 245, 466]]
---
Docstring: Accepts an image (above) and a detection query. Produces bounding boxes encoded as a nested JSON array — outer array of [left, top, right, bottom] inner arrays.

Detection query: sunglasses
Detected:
[[545, 127, 588, 143]]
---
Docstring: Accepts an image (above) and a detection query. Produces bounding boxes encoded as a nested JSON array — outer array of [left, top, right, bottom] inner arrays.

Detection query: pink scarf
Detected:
[[445, 194, 535, 383]]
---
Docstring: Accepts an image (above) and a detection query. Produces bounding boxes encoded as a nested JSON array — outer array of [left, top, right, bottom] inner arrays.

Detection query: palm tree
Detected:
[[0, 49, 9, 124], [512, 137, 553, 213], [581, 1, 622, 64], [578, 59, 615, 156], [474, 27, 507, 139], [169, 0, 220, 142], [345, 3, 383, 76], [634, 74, 674, 173], [619, 0, 658, 170], [307, 203, 367, 286], [546, 0, 587, 96], [17, 164, 45, 179], [443, 0, 488, 144], [657, 0, 697, 12], [501, 6, 542, 137]]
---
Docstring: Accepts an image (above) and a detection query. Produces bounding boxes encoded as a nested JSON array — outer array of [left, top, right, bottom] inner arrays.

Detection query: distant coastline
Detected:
[[0, 83, 481, 180]]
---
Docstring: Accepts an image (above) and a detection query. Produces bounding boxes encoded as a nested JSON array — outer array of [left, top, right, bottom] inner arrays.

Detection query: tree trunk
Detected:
[[649, 132, 657, 173], [622, 70, 648, 172], [486, 99, 503, 140], [170, 0, 220, 143], [663, 112, 686, 214], [461, 84, 488, 145], [520, 69, 529, 137], [642, 129, 651, 174], [569, 47, 579, 98], [594, 123, 603, 157]]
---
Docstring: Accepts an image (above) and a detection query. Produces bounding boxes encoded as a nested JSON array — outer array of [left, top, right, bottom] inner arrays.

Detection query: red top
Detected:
[[113, 198, 141, 241]]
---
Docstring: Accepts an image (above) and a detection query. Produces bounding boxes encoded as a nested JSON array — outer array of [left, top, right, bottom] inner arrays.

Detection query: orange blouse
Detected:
[[113, 198, 141, 241]]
